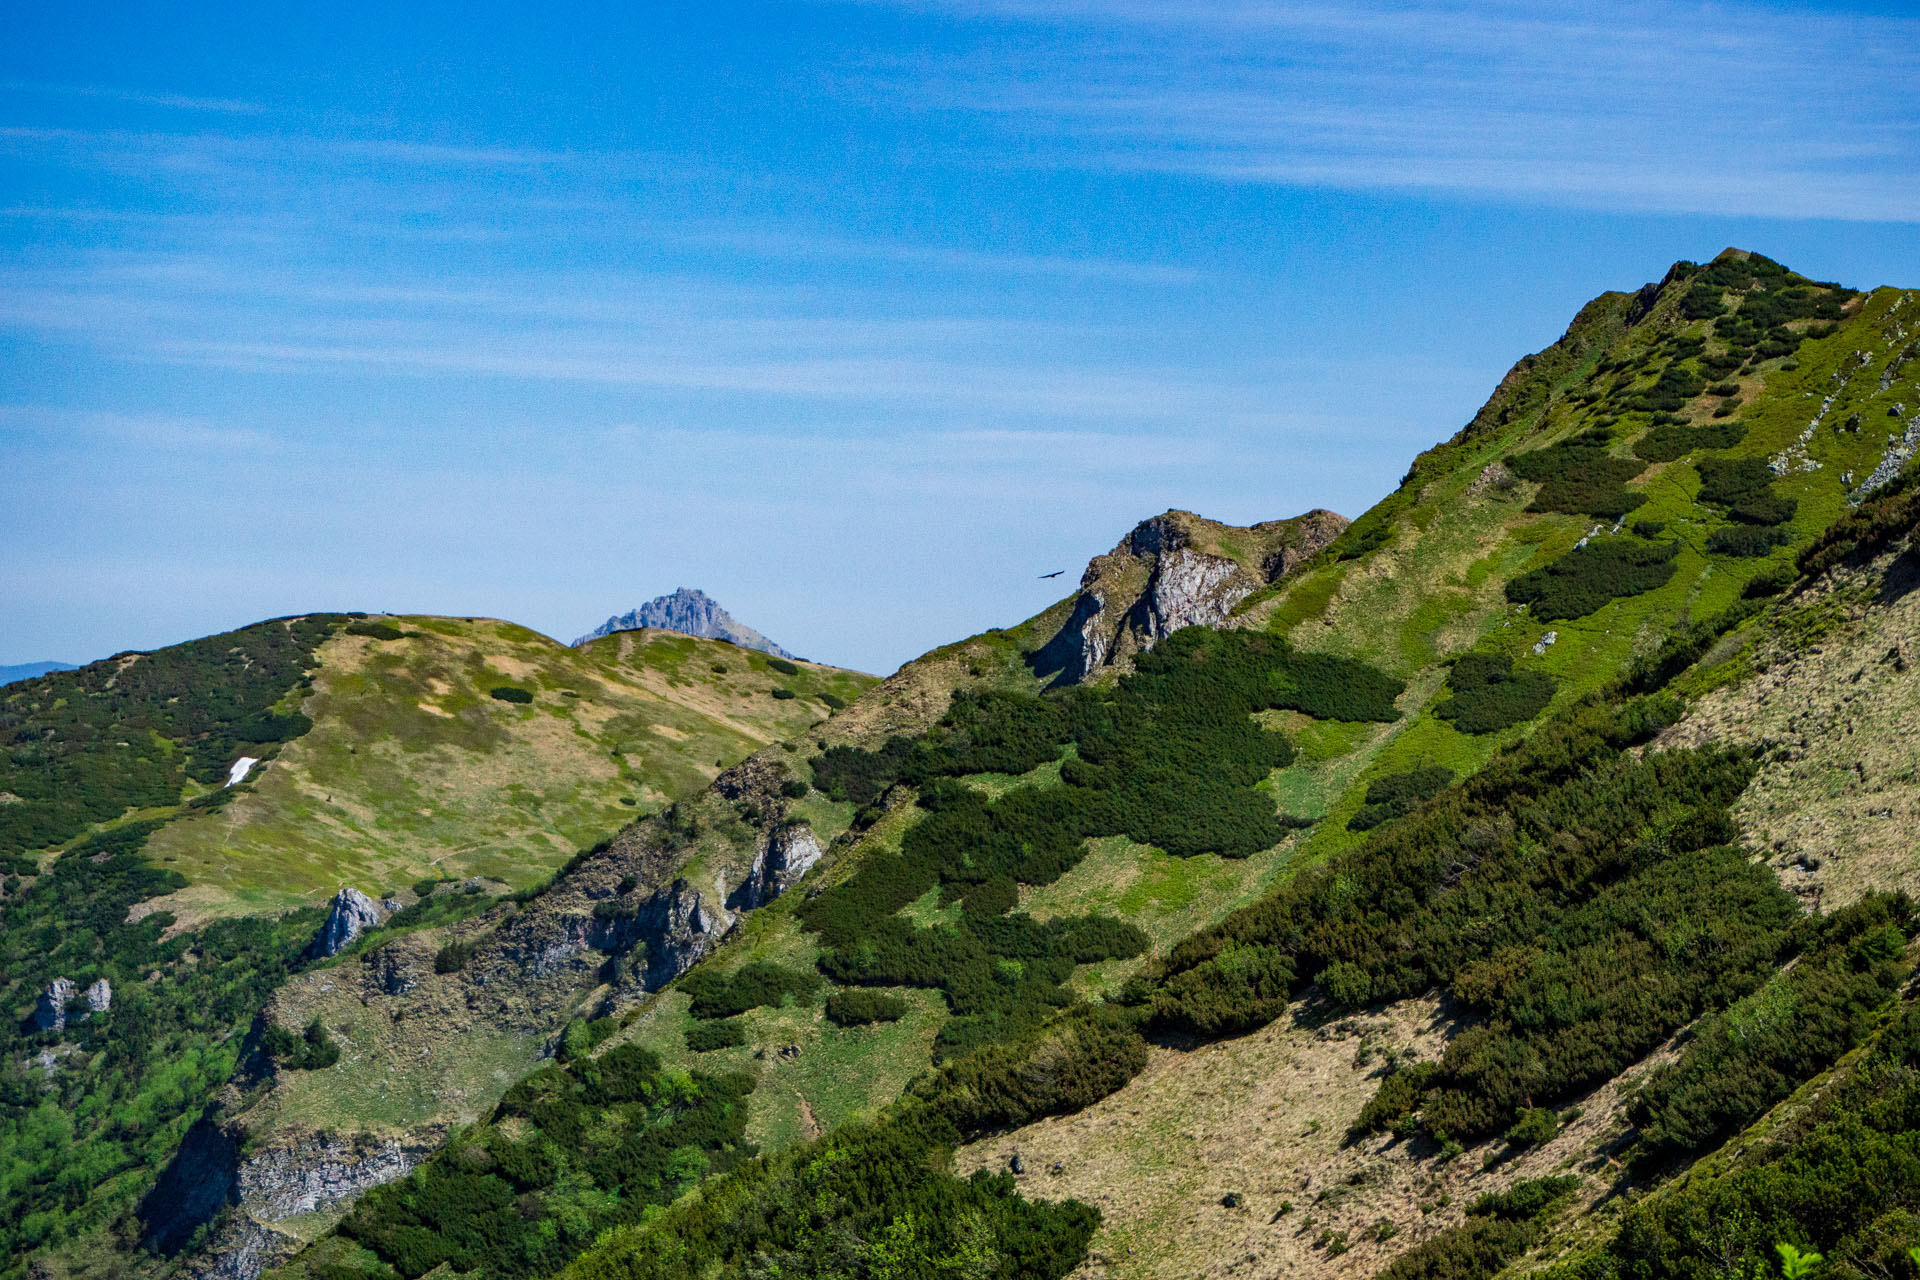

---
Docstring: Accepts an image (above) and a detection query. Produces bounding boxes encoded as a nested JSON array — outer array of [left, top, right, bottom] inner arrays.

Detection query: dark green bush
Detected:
[[556, 1016, 618, 1063], [1349, 767, 1457, 831], [1680, 283, 1728, 320], [779, 777, 809, 799], [1708, 526, 1792, 557], [1331, 517, 1393, 560], [680, 961, 822, 1019], [1572, 998, 1920, 1280], [433, 939, 473, 974], [817, 692, 846, 710], [1799, 458, 1920, 578], [322, 1042, 756, 1280], [1633, 419, 1747, 462], [825, 989, 909, 1026], [1352, 1061, 1441, 1137], [345, 621, 405, 640], [1505, 1107, 1559, 1148], [923, 1004, 1149, 1135], [2, 818, 328, 1261], [1375, 1176, 1580, 1280], [552, 1107, 1096, 1280], [1506, 438, 1647, 517], [0, 614, 339, 858], [1631, 893, 1911, 1163], [685, 1020, 748, 1052], [1434, 654, 1555, 734], [770, 687, 796, 700], [264, 1016, 340, 1070], [489, 686, 533, 704], [1153, 692, 1792, 1142], [1469, 1176, 1581, 1221], [766, 657, 800, 676], [1698, 456, 1795, 525], [1743, 564, 1795, 598], [810, 736, 914, 806], [1505, 540, 1679, 620]]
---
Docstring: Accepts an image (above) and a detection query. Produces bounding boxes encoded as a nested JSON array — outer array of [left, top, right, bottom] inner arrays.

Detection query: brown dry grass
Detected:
[[956, 993, 1675, 1280], [1663, 546, 1920, 911]]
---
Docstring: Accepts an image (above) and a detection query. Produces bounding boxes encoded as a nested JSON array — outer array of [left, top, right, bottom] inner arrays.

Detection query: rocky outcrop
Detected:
[[33, 977, 77, 1032], [186, 1215, 299, 1280], [312, 888, 386, 958], [145, 1120, 444, 1280], [1149, 548, 1250, 636], [236, 1129, 440, 1220], [732, 823, 825, 910], [1033, 508, 1348, 685], [573, 587, 796, 658], [363, 944, 423, 996], [633, 879, 734, 989], [87, 977, 112, 1013]]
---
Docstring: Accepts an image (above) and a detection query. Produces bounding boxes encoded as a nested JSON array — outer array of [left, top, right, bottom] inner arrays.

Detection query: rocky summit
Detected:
[[572, 587, 797, 658]]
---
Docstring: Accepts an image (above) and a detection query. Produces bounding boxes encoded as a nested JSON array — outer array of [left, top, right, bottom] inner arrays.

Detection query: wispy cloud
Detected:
[[0, 79, 267, 115], [853, 0, 1920, 220], [0, 404, 275, 453]]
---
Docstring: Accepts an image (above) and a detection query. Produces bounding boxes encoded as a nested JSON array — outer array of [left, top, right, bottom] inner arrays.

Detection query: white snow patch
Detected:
[[225, 757, 260, 788]]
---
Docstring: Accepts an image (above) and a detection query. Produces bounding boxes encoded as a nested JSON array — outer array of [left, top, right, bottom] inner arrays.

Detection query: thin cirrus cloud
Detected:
[[0, 78, 268, 115], [857, 0, 1920, 220], [0, 244, 1263, 423]]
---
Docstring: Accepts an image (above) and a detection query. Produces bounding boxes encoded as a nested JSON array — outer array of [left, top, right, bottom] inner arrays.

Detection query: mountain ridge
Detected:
[[10, 249, 1920, 1280], [0, 660, 76, 686]]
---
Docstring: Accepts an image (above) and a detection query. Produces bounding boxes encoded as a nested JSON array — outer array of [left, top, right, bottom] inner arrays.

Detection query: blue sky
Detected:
[[3, 1, 1916, 674]]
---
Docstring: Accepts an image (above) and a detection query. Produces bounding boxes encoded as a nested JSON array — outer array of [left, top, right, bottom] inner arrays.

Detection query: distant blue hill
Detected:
[[0, 661, 77, 686]]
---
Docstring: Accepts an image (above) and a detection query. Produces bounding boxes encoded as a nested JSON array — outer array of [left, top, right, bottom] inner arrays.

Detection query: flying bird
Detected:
[[1039, 570, 1065, 579]]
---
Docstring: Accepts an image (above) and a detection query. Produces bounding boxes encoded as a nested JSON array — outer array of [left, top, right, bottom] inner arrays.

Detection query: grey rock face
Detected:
[[573, 587, 796, 658], [34, 977, 77, 1032], [1034, 508, 1347, 686], [1147, 548, 1251, 638], [364, 946, 421, 996], [237, 1131, 436, 1221], [156, 1124, 443, 1280], [313, 888, 386, 958], [187, 1216, 296, 1280], [638, 879, 733, 989], [735, 823, 825, 910], [86, 977, 112, 1013]]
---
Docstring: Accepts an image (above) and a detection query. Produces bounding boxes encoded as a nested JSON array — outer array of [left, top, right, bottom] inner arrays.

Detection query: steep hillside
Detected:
[[517, 251, 1912, 1280], [543, 453, 1918, 1280], [0, 615, 873, 1280]]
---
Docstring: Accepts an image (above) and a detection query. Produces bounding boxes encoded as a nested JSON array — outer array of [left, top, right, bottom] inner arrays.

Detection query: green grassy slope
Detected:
[[1239, 253, 1914, 856], [140, 619, 875, 921]]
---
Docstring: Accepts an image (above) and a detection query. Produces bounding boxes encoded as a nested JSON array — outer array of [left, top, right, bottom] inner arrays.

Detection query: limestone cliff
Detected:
[[1030, 507, 1347, 685]]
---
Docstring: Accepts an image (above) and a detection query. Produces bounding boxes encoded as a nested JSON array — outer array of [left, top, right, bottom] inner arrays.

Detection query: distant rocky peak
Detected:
[[572, 588, 796, 659], [1033, 507, 1347, 686]]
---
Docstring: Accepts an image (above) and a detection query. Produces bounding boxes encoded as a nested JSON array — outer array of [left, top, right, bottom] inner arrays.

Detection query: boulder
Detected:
[[33, 977, 77, 1033], [312, 888, 387, 958]]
